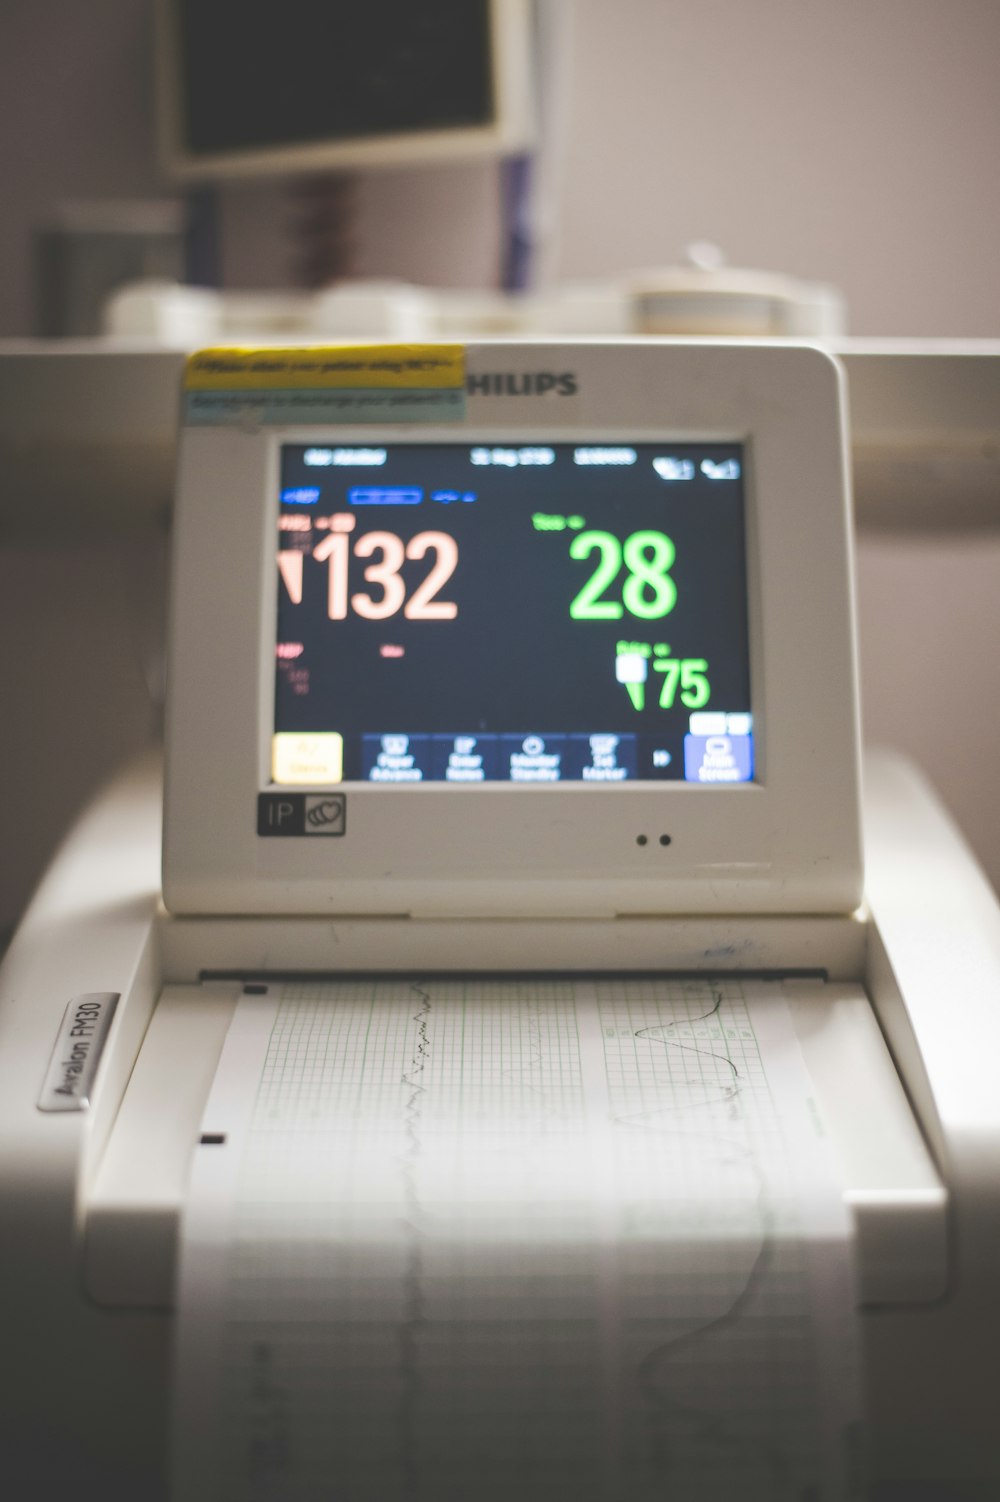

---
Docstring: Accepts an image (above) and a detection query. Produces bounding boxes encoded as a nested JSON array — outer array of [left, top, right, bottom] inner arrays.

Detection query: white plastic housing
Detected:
[[163, 340, 863, 918]]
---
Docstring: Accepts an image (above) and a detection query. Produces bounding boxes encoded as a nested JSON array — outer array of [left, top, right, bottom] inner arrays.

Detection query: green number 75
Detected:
[[653, 657, 710, 709]]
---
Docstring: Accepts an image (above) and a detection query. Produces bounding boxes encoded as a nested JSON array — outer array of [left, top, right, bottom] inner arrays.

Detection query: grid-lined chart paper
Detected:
[[171, 978, 862, 1502]]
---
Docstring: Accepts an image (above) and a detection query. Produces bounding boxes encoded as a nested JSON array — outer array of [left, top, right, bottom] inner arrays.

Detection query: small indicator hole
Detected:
[[659, 834, 672, 847], [636, 835, 648, 847], [200, 1133, 227, 1146]]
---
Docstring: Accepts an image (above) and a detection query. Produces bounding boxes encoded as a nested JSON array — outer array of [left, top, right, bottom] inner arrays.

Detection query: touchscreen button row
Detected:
[[361, 734, 639, 783]]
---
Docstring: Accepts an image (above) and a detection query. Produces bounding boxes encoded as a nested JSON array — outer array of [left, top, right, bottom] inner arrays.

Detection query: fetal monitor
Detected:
[[166, 340, 859, 918], [3, 339, 1000, 1499]]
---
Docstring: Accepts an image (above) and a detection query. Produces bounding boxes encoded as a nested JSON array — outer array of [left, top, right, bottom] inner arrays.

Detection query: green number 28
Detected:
[[569, 530, 677, 621]]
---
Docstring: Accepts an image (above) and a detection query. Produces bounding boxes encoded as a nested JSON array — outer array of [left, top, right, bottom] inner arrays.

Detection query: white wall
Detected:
[[545, 0, 1000, 335], [0, 1, 163, 337]]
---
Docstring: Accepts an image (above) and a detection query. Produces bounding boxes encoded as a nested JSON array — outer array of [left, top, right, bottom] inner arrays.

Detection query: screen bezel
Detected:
[[164, 340, 862, 918]]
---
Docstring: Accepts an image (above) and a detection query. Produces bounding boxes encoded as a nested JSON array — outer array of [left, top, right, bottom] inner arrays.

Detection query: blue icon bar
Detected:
[[349, 487, 423, 506], [360, 733, 640, 783]]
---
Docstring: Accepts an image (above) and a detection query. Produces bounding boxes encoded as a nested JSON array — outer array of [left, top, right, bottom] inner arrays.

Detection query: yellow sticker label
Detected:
[[185, 344, 465, 391]]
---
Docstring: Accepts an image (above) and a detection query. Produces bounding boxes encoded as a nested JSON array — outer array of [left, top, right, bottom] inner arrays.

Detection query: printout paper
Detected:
[[172, 977, 861, 1501]]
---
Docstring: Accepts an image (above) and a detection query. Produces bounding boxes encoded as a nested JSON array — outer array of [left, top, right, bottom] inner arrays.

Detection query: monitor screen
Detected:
[[171, 0, 494, 158], [273, 441, 753, 786]]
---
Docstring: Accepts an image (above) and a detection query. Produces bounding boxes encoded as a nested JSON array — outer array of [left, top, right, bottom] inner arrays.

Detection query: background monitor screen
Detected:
[[273, 441, 753, 785], [172, 0, 493, 158]]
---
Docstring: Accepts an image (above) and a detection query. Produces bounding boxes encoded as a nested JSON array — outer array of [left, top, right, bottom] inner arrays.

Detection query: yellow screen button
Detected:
[[272, 732, 343, 785]]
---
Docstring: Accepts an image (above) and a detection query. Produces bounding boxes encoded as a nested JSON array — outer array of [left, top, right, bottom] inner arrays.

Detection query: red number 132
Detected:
[[307, 530, 459, 621]]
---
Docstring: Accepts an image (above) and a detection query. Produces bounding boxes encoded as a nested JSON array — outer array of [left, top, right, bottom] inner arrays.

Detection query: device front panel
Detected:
[[163, 341, 862, 916]]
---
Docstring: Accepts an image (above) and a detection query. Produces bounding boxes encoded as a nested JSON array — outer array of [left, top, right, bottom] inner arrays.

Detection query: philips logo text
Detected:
[[466, 372, 578, 397]]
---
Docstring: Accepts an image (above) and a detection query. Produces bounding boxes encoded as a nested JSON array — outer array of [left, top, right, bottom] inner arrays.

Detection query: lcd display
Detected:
[[175, 1, 493, 156], [273, 442, 753, 785]]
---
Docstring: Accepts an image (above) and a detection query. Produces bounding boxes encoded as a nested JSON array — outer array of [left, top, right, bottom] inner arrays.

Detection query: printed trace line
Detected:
[[396, 981, 432, 1500], [625, 989, 786, 1493]]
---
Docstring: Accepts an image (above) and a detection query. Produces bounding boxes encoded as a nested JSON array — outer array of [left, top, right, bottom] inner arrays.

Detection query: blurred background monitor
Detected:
[[157, 0, 534, 181]]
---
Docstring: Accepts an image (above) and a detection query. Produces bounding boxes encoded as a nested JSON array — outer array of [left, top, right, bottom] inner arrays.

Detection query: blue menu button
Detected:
[[683, 733, 754, 784], [363, 734, 430, 782]]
